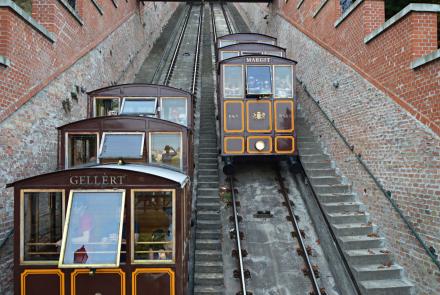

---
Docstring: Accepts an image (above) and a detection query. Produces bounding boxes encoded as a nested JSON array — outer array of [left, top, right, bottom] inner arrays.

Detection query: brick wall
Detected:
[[0, 1, 178, 293], [235, 2, 440, 294]]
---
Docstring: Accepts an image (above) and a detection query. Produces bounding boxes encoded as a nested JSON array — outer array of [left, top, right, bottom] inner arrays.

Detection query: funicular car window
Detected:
[[264, 51, 283, 57], [160, 97, 188, 126], [99, 133, 144, 159], [246, 65, 272, 95], [242, 51, 261, 56], [274, 66, 293, 98], [149, 132, 182, 171], [258, 40, 276, 45], [119, 97, 157, 116], [59, 191, 125, 267], [221, 51, 239, 61], [132, 190, 174, 263], [94, 98, 120, 117], [224, 66, 244, 98], [67, 133, 98, 168], [21, 190, 64, 263], [219, 40, 236, 47]]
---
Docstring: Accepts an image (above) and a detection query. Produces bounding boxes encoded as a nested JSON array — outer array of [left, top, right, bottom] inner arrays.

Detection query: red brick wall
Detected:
[[0, 0, 154, 122], [277, 0, 439, 134]]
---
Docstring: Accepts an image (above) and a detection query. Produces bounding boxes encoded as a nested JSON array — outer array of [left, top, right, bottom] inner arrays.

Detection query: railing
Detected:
[[299, 80, 440, 270]]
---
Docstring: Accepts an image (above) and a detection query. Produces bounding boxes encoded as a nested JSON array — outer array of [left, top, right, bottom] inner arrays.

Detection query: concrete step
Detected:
[[194, 273, 224, 286], [297, 142, 321, 149], [352, 264, 403, 281], [345, 248, 392, 265], [197, 210, 220, 221], [359, 279, 413, 295], [339, 235, 383, 250], [296, 136, 317, 143], [299, 146, 324, 155], [322, 201, 362, 213], [317, 193, 357, 203], [197, 201, 220, 211], [194, 286, 224, 295], [310, 176, 342, 185], [198, 169, 218, 176], [196, 229, 222, 240], [199, 158, 218, 164], [199, 175, 219, 182], [198, 182, 219, 189], [195, 250, 223, 262], [199, 163, 218, 170], [196, 239, 221, 250], [197, 220, 221, 230], [195, 261, 224, 273], [306, 168, 338, 177], [302, 161, 332, 170], [197, 188, 219, 196], [314, 184, 351, 194], [199, 152, 218, 157], [327, 212, 369, 224], [332, 223, 375, 236], [301, 154, 331, 163]]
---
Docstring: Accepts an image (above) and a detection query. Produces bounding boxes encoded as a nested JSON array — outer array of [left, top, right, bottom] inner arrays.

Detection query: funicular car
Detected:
[[217, 42, 286, 61], [216, 32, 277, 48]]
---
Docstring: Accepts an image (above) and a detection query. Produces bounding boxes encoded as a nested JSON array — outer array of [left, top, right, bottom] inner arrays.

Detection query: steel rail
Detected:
[[229, 177, 248, 295], [191, 5, 204, 95], [275, 164, 321, 295], [164, 3, 193, 86]]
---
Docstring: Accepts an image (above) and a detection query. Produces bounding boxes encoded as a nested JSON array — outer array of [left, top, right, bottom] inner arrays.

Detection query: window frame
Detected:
[[93, 96, 121, 117], [131, 189, 176, 264], [148, 132, 183, 171], [58, 189, 126, 268], [223, 64, 244, 99], [20, 189, 65, 265], [245, 64, 273, 96], [159, 97, 188, 126], [273, 65, 294, 99], [220, 51, 240, 61], [219, 40, 237, 48], [98, 132, 145, 160], [119, 97, 158, 116], [65, 132, 100, 169]]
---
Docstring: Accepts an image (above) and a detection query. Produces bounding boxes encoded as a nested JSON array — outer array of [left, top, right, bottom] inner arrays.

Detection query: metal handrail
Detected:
[[300, 81, 440, 270]]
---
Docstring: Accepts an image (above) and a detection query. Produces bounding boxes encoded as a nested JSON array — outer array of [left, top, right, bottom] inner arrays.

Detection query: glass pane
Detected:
[[61, 191, 124, 267], [134, 191, 173, 261], [160, 98, 188, 126], [224, 66, 243, 98], [150, 133, 182, 170], [68, 134, 97, 168], [221, 51, 239, 61], [23, 192, 62, 261], [259, 40, 276, 45], [99, 133, 144, 159], [264, 51, 283, 57], [242, 51, 261, 55], [247, 66, 272, 95], [95, 98, 119, 117], [274, 66, 293, 98], [120, 98, 157, 116], [219, 40, 236, 47]]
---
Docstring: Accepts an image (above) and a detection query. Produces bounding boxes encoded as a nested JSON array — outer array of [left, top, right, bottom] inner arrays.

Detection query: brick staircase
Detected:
[[296, 114, 414, 295]]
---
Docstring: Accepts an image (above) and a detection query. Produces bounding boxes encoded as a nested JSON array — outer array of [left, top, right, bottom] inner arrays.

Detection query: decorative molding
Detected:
[[112, 0, 119, 8], [312, 0, 329, 18], [0, 0, 56, 43], [334, 0, 363, 28], [57, 0, 84, 26], [296, 0, 305, 9], [365, 3, 440, 44], [0, 55, 11, 67], [411, 49, 440, 70], [91, 0, 104, 15]]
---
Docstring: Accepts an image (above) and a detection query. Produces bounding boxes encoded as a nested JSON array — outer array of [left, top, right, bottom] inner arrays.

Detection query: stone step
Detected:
[[195, 261, 224, 273], [332, 223, 375, 236], [196, 239, 222, 250], [327, 212, 369, 224], [197, 220, 221, 230], [352, 264, 403, 281], [317, 193, 357, 203], [297, 142, 321, 149], [199, 158, 218, 164], [199, 152, 218, 157], [345, 248, 392, 265], [194, 286, 224, 295], [197, 188, 218, 196], [296, 136, 317, 143], [309, 176, 342, 185], [196, 229, 222, 240], [339, 235, 383, 250], [199, 163, 218, 170], [299, 146, 323, 155], [314, 184, 351, 194], [301, 154, 331, 163], [197, 201, 220, 211], [359, 279, 413, 295], [306, 168, 338, 177], [198, 169, 218, 176], [302, 161, 333, 170], [198, 182, 219, 189], [199, 175, 219, 182], [197, 210, 220, 221], [322, 201, 362, 213], [195, 250, 223, 262], [194, 273, 224, 286]]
